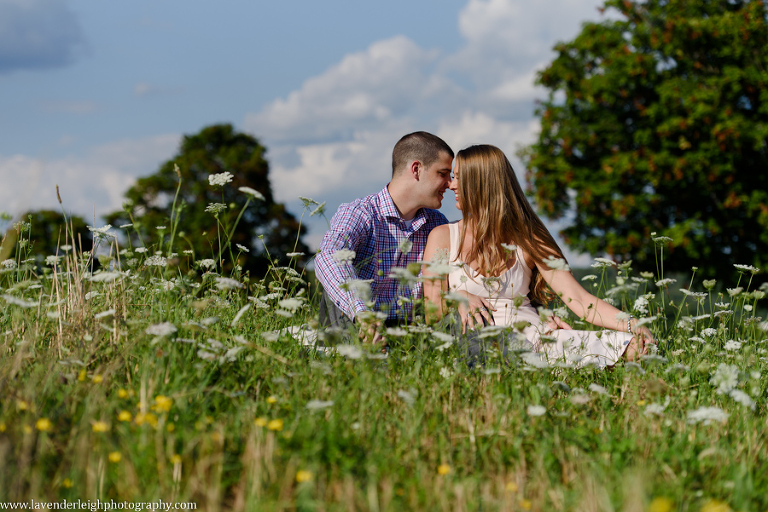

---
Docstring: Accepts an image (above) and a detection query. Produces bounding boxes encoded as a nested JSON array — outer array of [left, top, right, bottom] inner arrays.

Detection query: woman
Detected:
[[422, 144, 653, 368]]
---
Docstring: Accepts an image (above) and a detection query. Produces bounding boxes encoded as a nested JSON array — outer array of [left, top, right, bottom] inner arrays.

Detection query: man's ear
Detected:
[[409, 160, 422, 180]]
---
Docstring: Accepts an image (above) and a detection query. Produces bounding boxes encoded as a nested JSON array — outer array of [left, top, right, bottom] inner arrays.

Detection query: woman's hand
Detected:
[[545, 315, 572, 333], [455, 291, 495, 333]]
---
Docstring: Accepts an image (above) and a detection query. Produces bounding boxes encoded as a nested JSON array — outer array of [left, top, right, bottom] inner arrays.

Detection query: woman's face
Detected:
[[449, 161, 462, 210]]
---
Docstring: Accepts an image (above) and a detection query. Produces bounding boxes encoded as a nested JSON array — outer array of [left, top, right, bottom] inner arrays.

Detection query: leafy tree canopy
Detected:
[[520, 0, 768, 278], [106, 124, 308, 276]]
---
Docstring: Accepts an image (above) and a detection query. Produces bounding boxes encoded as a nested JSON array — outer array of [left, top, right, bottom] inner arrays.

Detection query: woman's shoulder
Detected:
[[427, 223, 451, 244]]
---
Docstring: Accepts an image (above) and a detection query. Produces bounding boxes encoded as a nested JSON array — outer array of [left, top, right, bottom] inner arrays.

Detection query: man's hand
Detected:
[[356, 311, 386, 345], [455, 291, 495, 334], [545, 315, 572, 333]]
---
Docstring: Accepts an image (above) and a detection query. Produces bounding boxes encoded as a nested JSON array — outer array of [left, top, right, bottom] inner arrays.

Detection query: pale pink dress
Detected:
[[446, 222, 631, 368]]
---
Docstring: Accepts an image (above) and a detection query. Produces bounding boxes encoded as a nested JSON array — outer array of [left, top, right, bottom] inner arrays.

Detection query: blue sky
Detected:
[[0, 0, 608, 262]]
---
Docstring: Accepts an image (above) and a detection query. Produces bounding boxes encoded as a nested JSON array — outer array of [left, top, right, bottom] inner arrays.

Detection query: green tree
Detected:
[[520, 0, 768, 278], [105, 124, 308, 275], [24, 210, 93, 257]]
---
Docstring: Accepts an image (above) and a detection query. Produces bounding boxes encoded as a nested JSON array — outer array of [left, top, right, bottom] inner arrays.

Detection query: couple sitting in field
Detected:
[[314, 132, 654, 367]]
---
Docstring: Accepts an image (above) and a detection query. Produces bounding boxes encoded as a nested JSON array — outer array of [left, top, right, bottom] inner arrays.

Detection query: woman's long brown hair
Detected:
[[454, 144, 566, 306]]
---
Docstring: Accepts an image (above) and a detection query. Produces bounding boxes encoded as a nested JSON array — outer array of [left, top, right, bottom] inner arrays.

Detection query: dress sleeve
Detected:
[[314, 202, 372, 320]]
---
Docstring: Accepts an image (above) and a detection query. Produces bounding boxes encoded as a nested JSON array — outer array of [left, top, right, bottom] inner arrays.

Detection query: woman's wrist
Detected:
[[627, 315, 635, 334]]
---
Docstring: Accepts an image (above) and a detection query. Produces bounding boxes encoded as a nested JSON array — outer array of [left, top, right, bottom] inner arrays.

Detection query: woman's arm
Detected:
[[422, 225, 495, 332], [534, 259, 654, 341]]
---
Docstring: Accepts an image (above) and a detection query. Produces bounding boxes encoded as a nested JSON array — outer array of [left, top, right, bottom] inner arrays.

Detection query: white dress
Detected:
[[446, 222, 631, 368]]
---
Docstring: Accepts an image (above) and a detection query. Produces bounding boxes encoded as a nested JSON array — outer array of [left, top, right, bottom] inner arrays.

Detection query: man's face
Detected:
[[417, 152, 453, 209]]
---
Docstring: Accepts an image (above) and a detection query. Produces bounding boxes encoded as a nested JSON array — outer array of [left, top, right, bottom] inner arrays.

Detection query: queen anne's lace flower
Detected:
[[687, 406, 728, 425], [710, 363, 739, 394], [239, 187, 265, 200], [209, 172, 234, 187]]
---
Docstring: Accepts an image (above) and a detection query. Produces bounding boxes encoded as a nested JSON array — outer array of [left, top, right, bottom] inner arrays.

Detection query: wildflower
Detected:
[[108, 452, 122, 463], [728, 389, 755, 410], [45, 255, 60, 266], [94, 309, 115, 320], [655, 278, 676, 287], [343, 279, 372, 302], [638, 271, 654, 279], [734, 264, 760, 274], [432, 332, 454, 343], [651, 235, 673, 243], [134, 247, 147, 253], [505, 481, 519, 493], [266, 395, 278, 404], [588, 383, 609, 395], [89, 271, 126, 283], [710, 363, 739, 394], [254, 417, 267, 427], [215, 277, 244, 290], [310, 202, 326, 216], [267, 419, 283, 431], [296, 470, 313, 483], [88, 224, 115, 238], [701, 328, 717, 338], [644, 403, 667, 417], [199, 259, 216, 269], [332, 249, 356, 262], [687, 406, 729, 425], [62, 478, 73, 488], [35, 418, 53, 432], [2, 294, 37, 308], [723, 340, 742, 351], [146, 322, 177, 337], [92, 421, 109, 433], [726, 287, 743, 297], [581, 274, 597, 281], [152, 395, 173, 413], [526, 405, 546, 417], [278, 298, 303, 311], [647, 497, 674, 512], [439, 367, 454, 379], [235, 244, 250, 253], [205, 203, 227, 214], [680, 289, 707, 298], [118, 411, 132, 422], [306, 400, 334, 410], [591, 257, 615, 268], [239, 186, 265, 200], [336, 344, 363, 359], [437, 464, 452, 475], [145, 255, 167, 267], [398, 389, 417, 405], [170, 454, 182, 464], [92, 374, 103, 384], [699, 500, 732, 512], [543, 256, 570, 271], [569, 394, 591, 405], [0, 259, 16, 269], [286, 252, 305, 258], [208, 172, 234, 187], [299, 196, 319, 207], [398, 239, 413, 255], [702, 279, 717, 290]]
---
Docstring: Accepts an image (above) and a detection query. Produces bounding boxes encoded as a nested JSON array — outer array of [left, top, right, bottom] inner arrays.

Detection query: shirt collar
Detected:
[[378, 185, 428, 231]]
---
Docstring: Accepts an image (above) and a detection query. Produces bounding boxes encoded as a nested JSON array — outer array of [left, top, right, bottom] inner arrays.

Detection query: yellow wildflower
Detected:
[[296, 470, 313, 483], [117, 388, 129, 399], [62, 478, 73, 488], [35, 418, 52, 432], [78, 370, 86, 382], [648, 497, 674, 512], [117, 410, 132, 422], [152, 395, 173, 413], [134, 412, 158, 427], [92, 421, 109, 433], [505, 481, 519, 493], [0, 422, 6, 432], [92, 375, 103, 384], [254, 417, 267, 427], [519, 499, 532, 510], [437, 464, 451, 475], [266, 395, 278, 404], [171, 454, 182, 465], [16, 399, 29, 411], [108, 451, 122, 463], [637, 400, 647, 406], [267, 419, 283, 431], [23, 425, 32, 434], [166, 423, 175, 433], [699, 500, 732, 512]]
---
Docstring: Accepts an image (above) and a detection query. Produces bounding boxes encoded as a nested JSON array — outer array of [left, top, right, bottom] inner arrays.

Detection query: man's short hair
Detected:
[[391, 131, 453, 176]]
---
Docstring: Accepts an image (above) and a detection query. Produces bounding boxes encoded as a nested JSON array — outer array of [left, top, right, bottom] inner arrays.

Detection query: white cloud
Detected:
[[0, 134, 179, 220]]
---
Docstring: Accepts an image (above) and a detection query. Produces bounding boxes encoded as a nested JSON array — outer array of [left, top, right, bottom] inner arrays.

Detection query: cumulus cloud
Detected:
[[0, 134, 180, 221], [0, 0, 87, 73]]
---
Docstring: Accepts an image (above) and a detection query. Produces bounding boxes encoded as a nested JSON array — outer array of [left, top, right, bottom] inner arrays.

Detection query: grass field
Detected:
[[0, 199, 766, 511]]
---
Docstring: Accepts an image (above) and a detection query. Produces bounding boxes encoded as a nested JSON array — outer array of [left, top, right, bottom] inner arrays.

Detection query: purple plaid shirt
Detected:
[[315, 186, 448, 322]]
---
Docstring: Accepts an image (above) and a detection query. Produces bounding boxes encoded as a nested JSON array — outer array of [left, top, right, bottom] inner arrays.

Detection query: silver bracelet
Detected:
[[627, 315, 634, 335]]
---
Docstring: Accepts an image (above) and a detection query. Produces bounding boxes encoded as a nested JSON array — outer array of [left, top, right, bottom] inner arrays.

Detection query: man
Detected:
[[314, 131, 454, 342]]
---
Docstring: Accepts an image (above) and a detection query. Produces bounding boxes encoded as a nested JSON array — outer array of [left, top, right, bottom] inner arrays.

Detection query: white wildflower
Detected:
[[231, 304, 251, 326], [639, 271, 655, 279], [332, 249, 356, 263], [299, 196, 319, 207], [432, 332, 454, 343], [633, 296, 649, 315], [644, 401, 668, 417], [710, 363, 739, 394], [145, 255, 167, 267], [45, 255, 60, 266], [636, 316, 657, 328], [569, 394, 592, 405], [581, 274, 597, 281], [197, 350, 217, 361], [2, 294, 37, 308], [734, 264, 760, 274], [624, 361, 646, 374], [286, 252, 305, 258], [501, 243, 517, 253], [1, 259, 16, 269], [199, 259, 216, 269], [84, 291, 101, 301], [208, 172, 234, 187], [588, 383, 609, 395], [689, 336, 706, 344], [94, 309, 115, 320], [88, 224, 114, 238], [680, 289, 707, 298], [119, 223, 133, 229], [729, 389, 755, 410], [386, 327, 409, 337], [88, 271, 126, 283], [652, 235, 673, 243], [520, 351, 549, 369], [439, 367, 454, 379], [215, 277, 244, 290], [687, 406, 728, 425], [343, 279, 373, 302], [306, 400, 334, 410], [205, 203, 227, 214], [134, 247, 147, 253], [278, 298, 303, 311], [543, 256, 570, 271], [724, 340, 742, 351], [527, 405, 547, 417], [702, 328, 717, 338], [310, 202, 326, 217], [236, 244, 250, 253], [727, 287, 743, 297], [655, 278, 676, 287], [397, 389, 417, 405], [145, 322, 177, 337], [591, 257, 616, 268], [336, 344, 363, 359], [239, 186, 265, 200]]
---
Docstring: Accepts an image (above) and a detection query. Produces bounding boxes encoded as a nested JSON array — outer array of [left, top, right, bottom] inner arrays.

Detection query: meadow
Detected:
[[0, 186, 766, 512]]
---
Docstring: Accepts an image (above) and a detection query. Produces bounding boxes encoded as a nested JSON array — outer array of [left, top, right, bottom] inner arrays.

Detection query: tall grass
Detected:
[[0, 184, 766, 512]]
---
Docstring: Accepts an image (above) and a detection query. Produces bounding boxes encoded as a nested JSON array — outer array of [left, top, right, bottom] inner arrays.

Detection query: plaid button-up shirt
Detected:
[[315, 186, 448, 322]]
